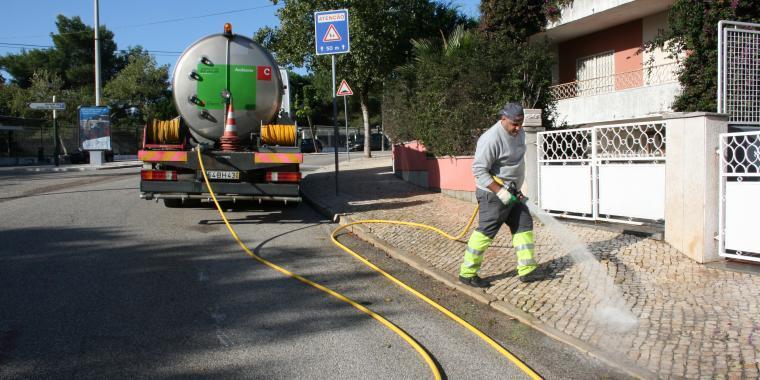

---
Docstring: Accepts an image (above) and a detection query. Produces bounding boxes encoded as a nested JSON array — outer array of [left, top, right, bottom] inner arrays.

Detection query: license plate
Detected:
[[206, 170, 239, 180]]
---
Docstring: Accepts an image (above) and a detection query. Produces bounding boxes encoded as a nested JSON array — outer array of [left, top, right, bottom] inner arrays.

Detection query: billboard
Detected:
[[79, 106, 111, 150]]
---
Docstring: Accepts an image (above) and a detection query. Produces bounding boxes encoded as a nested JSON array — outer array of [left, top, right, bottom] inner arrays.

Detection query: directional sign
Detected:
[[336, 79, 353, 96], [314, 9, 350, 55], [29, 102, 66, 110]]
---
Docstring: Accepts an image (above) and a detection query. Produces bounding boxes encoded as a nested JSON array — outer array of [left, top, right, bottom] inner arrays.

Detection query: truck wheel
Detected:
[[163, 198, 183, 208]]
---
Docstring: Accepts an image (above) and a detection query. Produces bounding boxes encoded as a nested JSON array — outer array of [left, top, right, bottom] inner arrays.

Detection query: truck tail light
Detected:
[[141, 170, 177, 181], [266, 171, 301, 183]]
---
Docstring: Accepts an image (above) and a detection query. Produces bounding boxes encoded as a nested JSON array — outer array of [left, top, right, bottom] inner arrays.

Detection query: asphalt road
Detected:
[[0, 157, 629, 379]]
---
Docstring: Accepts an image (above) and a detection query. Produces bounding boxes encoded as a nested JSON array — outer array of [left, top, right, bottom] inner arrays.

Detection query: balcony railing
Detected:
[[550, 63, 680, 100]]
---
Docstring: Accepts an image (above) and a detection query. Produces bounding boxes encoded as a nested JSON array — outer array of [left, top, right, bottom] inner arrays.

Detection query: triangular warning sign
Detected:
[[336, 79, 353, 96], [323, 24, 342, 42]]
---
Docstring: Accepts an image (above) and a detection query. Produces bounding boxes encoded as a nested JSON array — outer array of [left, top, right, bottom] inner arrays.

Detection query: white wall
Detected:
[[549, 0, 635, 27], [555, 82, 681, 126]]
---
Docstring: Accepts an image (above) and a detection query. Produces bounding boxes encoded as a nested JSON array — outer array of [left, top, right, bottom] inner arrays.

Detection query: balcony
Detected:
[[550, 63, 682, 126], [539, 0, 675, 43]]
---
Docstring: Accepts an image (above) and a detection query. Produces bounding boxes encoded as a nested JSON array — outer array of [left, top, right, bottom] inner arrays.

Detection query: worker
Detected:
[[458, 102, 543, 288]]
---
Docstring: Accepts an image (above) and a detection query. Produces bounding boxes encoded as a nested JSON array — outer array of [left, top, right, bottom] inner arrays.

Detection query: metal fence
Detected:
[[549, 63, 680, 100], [718, 20, 760, 126], [0, 122, 141, 165], [719, 130, 760, 262], [537, 121, 666, 224]]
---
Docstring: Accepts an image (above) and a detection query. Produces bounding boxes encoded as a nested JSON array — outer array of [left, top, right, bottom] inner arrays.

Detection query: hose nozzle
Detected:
[[507, 182, 528, 203]]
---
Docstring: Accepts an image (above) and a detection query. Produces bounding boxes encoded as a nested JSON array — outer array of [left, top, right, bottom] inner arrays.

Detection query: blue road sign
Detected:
[[314, 9, 350, 55]]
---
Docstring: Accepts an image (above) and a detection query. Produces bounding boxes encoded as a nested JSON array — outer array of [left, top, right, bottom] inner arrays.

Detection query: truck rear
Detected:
[[138, 23, 302, 207]]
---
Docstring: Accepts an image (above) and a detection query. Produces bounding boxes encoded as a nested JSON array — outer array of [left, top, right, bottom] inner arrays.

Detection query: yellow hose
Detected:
[[330, 210, 543, 379], [261, 124, 297, 146], [196, 149, 442, 380]]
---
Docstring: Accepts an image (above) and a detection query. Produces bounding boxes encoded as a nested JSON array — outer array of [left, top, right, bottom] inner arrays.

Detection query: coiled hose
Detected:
[[261, 124, 297, 146], [146, 118, 181, 144]]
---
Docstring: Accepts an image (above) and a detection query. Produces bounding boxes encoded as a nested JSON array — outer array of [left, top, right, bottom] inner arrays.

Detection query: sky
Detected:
[[0, 0, 481, 80]]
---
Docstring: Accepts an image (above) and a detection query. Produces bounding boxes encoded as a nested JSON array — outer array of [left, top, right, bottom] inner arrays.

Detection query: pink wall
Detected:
[[558, 19, 644, 90], [393, 142, 475, 192]]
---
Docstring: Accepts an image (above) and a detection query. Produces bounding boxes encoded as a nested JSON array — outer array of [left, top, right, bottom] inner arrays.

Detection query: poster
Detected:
[[79, 106, 111, 150]]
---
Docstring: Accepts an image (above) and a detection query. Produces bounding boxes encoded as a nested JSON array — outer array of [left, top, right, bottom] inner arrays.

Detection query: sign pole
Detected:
[[331, 54, 339, 195], [315, 8, 349, 196], [53, 95, 59, 166], [344, 95, 349, 161]]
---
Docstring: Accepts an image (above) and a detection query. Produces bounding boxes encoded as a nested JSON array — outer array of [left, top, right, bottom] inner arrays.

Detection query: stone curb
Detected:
[[19, 163, 142, 173], [301, 185, 657, 380], [1, 162, 142, 173]]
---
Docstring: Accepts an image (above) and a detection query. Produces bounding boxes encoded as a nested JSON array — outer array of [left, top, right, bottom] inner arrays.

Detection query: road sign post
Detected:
[[314, 9, 350, 195], [336, 79, 354, 161], [29, 100, 66, 166], [52, 96, 59, 166]]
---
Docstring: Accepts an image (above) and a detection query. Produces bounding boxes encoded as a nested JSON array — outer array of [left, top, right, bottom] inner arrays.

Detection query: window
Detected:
[[576, 51, 614, 96]]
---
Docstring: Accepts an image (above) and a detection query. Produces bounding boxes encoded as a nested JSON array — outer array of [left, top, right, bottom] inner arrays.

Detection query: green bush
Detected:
[[383, 27, 555, 156], [649, 0, 760, 112]]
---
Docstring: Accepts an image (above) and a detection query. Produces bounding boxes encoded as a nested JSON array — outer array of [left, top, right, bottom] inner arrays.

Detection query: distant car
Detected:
[[300, 138, 323, 153], [354, 134, 389, 151]]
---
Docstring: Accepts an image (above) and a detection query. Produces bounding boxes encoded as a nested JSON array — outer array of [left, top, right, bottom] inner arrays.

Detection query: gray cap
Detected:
[[499, 102, 524, 121]]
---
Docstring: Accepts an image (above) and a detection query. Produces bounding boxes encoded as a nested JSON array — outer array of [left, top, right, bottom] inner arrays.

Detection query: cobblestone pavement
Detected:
[[302, 155, 760, 379]]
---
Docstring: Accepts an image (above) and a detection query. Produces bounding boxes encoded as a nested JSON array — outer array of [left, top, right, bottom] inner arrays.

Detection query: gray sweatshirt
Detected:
[[472, 121, 526, 191]]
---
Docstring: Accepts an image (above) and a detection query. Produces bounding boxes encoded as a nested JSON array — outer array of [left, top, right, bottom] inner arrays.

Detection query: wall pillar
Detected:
[[663, 112, 728, 263], [523, 109, 544, 201]]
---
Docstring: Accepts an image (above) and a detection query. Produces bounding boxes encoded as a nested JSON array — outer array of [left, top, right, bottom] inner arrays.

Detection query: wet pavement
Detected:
[[301, 153, 760, 379]]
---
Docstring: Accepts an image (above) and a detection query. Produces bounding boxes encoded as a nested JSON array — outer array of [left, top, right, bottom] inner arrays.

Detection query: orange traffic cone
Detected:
[[219, 103, 241, 151]]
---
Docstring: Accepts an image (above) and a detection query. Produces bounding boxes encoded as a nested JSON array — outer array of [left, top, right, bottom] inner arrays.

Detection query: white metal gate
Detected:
[[719, 131, 760, 262], [537, 122, 666, 224], [718, 20, 760, 126]]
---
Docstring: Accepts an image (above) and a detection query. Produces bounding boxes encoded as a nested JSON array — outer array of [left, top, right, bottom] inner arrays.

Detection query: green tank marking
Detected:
[[196, 64, 257, 111]]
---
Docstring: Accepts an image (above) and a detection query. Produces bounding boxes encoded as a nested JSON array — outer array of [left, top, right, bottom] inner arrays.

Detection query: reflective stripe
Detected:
[[468, 230, 493, 251], [514, 243, 534, 252], [513, 230, 536, 276], [512, 230, 534, 247], [461, 231, 493, 277], [518, 259, 537, 267], [466, 246, 484, 256]]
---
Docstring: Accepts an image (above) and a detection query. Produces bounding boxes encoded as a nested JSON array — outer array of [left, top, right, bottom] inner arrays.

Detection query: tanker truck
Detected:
[[138, 23, 302, 207]]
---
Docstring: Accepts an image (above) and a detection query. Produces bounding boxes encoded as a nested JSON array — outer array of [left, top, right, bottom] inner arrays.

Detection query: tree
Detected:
[[384, 2, 558, 156], [294, 84, 320, 151], [260, 0, 467, 157], [385, 26, 496, 155], [480, 0, 572, 41], [0, 15, 123, 89], [479, 0, 557, 123], [648, 0, 760, 112], [104, 51, 172, 122]]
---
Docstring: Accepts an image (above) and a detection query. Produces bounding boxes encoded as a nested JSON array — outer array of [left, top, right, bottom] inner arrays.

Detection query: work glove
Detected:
[[496, 182, 529, 206], [496, 187, 518, 206]]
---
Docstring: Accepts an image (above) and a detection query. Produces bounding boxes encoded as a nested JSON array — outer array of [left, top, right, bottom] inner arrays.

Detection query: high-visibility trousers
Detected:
[[459, 188, 537, 278]]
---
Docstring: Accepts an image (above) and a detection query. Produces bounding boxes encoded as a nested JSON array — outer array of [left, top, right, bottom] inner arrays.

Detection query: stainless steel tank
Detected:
[[172, 33, 283, 145]]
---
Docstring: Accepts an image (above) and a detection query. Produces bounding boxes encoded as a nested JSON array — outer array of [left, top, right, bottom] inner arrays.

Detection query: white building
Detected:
[[534, 0, 681, 126]]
